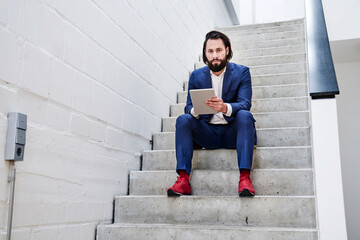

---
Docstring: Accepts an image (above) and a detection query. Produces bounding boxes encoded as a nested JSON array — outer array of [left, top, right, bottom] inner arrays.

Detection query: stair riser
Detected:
[[130, 170, 314, 196], [250, 62, 306, 75], [170, 97, 309, 117], [235, 53, 306, 67], [114, 196, 316, 228], [223, 24, 305, 36], [178, 84, 308, 103], [220, 19, 304, 31], [232, 38, 305, 50], [143, 147, 312, 171], [97, 225, 317, 240], [163, 112, 309, 132], [230, 31, 304, 43], [236, 45, 305, 58], [195, 53, 306, 70], [153, 128, 310, 150], [253, 84, 308, 99], [184, 73, 308, 91], [192, 62, 307, 76], [253, 73, 308, 86]]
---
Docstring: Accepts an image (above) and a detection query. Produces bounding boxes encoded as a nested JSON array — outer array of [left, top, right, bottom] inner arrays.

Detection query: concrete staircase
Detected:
[[97, 19, 318, 240]]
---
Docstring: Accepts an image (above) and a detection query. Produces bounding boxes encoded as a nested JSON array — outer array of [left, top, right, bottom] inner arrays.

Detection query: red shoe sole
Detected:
[[167, 189, 191, 197], [239, 189, 255, 197]]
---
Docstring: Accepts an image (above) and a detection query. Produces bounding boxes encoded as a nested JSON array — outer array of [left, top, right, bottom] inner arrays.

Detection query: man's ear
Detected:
[[226, 47, 229, 56]]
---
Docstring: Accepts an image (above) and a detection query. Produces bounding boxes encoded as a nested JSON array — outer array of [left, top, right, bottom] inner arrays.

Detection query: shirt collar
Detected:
[[210, 66, 227, 78]]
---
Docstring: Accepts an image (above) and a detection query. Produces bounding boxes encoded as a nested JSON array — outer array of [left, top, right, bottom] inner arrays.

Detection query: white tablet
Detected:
[[189, 88, 218, 115]]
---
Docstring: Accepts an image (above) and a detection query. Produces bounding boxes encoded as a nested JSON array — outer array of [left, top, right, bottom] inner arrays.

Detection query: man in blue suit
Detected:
[[167, 31, 257, 197]]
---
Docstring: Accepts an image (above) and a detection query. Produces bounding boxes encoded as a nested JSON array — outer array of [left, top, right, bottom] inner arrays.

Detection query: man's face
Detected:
[[205, 38, 229, 73]]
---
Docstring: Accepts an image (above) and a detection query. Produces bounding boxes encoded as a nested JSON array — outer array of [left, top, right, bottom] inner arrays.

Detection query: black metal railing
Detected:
[[305, 0, 339, 98]]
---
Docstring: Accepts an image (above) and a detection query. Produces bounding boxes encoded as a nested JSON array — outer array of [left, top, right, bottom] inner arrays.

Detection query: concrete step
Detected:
[[252, 72, 308, 86], [178, 84, 308, 103], [183, 72, 308, 91], [170, 97, 309, 117], [163, 111, 309, 132], [195, 53, 306, 69], [153, 127, 310, 150], [143, 146, 312, 171], [253, 84, 308, 99], [235, 44, 305, 58], [232, 38, 305, 51], [114, 195, 316, 228], [223, 23, 304, 36], [220, 19, 304, 32], [97, 223, 317, 240], [235, 53, 306, 66], [230, 30, 304, 43], [130, 169, 314, 196], [250, 62, 306, 75]]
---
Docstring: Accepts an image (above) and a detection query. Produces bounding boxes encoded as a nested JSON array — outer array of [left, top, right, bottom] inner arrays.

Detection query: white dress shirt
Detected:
[[190, 67, 232, 124]]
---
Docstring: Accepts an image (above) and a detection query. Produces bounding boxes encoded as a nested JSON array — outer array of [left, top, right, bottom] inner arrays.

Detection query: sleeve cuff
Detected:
[[190, 108, 199, 119], [225, 103, 232, 117]]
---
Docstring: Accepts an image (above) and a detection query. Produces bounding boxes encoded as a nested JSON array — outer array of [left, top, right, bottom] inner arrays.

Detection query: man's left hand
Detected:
[[205, 97, 227, 113]]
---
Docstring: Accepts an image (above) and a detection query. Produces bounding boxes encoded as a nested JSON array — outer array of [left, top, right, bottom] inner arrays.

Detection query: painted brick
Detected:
[[0, 0, 7, 25], [40, 202, 66, 224], [0, 84, 17, 113], [63, 23, 86, 71], [91, 82, 109, 122], [50, 59, 74, 106], [47, 104, 70, 131], [70, 113, 90, 138], [6, 229, 31, 240], [0, 200, 7, 227], [72, 72, 92, 115], [16, 89, 48, 124], [121, 100, 135, 134], [101, 52, 117, 90], [92, 8, 124, 62], [38, 6, 65, 57], [107, 91, 123, 128], [59, 225, 81, 240], [89, 119, 106, 143], [106, 126, 123, 149], [12, 202, 42, 227], [115, 63, 135, 100], [18, 0, 41, 44], [54, 0, 92, 33], [3, 0, 22, 36], [30, 226, 58, 240], [14, 171, 82, 203], [80, 223, 97, 240], [84, 39, 103, 82], [0, 27, 19, 84], [21, 43, 51, 98]]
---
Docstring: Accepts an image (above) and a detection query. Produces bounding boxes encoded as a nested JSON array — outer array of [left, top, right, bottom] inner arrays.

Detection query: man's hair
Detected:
[[202, 30, 233, 64]]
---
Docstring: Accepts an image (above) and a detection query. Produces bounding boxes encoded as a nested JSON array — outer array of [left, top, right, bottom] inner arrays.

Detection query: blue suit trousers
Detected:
[[176, 110, 256, 175]]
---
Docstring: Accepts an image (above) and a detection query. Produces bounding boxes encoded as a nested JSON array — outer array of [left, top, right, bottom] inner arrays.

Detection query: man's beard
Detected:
[[208, 58, 228, 72]]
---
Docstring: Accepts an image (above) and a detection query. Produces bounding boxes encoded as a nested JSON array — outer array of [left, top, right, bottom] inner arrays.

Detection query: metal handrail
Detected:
[[305, 0, 339, 98]]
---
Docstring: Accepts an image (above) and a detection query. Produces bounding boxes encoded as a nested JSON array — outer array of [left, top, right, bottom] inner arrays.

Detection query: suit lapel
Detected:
[[203, 67, 212, 88], [222, 62, 234, 101]]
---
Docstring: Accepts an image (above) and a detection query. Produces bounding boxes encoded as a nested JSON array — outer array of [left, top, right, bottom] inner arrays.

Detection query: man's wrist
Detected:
[[222, 103, 228, 113]]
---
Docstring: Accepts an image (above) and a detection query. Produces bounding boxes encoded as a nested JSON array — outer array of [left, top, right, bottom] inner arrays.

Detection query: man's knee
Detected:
[[235, 110, 254, 124], [176, 114, 194, 129]]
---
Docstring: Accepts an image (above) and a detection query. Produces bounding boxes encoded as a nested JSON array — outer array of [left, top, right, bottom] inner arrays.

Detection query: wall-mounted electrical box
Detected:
[[5, 112, 27, 161]]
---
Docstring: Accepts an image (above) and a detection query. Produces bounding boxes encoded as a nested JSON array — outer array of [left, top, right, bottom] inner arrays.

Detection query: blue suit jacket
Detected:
[[185, 62, 252, 123]]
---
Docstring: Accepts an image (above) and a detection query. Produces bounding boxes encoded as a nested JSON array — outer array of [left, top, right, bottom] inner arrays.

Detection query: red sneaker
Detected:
[[238, 170, 255, 197], [167, 177, 192, 196]]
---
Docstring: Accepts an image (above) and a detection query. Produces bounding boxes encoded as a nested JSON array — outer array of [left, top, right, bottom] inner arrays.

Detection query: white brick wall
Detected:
[[0, 0, 232, 239]]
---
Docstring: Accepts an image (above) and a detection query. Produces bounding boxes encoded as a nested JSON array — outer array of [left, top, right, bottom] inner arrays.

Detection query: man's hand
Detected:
[[205, 97, 227, 113]]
